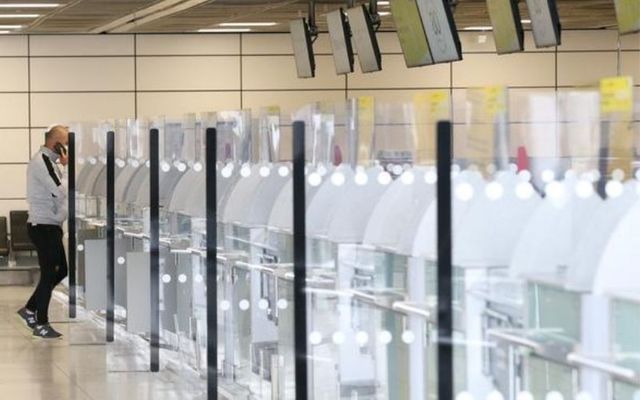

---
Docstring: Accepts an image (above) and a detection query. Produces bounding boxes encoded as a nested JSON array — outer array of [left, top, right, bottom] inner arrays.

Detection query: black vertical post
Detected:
[[437, 120, 453, 400], [205, 127, 218, 400], [68, 132, 76, 319], [597, 121, 610, 199], [150, 128, 160, 372], [106, 131, 115, 342], [292, 120, 308, 400]]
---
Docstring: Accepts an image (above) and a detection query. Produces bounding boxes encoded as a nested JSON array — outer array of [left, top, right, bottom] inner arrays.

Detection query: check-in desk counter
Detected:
[[565, 182, 640, 399], [489, 176, 616, 399]]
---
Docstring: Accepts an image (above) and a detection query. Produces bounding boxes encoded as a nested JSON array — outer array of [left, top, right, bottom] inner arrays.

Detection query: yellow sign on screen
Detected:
[[600, 76, 635, 177], [600, 76, 633, 114], [357, 96, 375, 165], [413, 90, 450, 164]]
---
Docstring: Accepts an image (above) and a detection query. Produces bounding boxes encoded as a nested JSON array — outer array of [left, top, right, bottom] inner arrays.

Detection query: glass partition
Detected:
[[300, 95, 448, 400], [156, 114, 207, 395], [108, 118, 151, 371], [69, 120, 109, 345], [452, 79, 640, 400], [64, 78, 640, 400]]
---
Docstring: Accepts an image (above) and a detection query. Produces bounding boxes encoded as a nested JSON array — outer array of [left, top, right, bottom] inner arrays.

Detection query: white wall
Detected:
[[0, 30, 638, 220]]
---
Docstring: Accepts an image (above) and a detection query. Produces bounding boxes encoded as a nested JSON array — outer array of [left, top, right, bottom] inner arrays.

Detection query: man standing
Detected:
[[17, 125, 69, 339]]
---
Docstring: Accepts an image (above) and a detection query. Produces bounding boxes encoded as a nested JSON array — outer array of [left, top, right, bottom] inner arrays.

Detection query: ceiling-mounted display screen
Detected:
[[487, 0, 524, 54], [415, 0, 462, 63], [525, 0, 561, 47], [346, 4, 382, 73], [289, 18, 315, 78], [391, 0, 434, 67], [326, 8, 354, 75], [614, 0, 640, 34]]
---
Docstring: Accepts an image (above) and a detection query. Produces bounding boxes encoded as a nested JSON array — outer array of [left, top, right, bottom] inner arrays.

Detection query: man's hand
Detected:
[[59, 147, 69, 166]]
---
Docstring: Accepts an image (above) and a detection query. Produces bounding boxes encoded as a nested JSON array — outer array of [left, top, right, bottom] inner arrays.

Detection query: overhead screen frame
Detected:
[[391, 0, 434, 68], [525, 0, 562, 48], [415, 0, 462, 63], [486, 0, 525, 54], [613, 0, 640, 35], [289, 18, 316, 79], [346, 4, 382, 73], [326, 8, 355, 75]]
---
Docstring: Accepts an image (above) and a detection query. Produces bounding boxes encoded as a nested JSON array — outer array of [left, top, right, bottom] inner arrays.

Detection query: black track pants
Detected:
[[25, 224, 68, 325]]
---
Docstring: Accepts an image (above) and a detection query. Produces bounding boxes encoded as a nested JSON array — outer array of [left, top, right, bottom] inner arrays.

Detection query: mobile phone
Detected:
[[54, 143, 67, 157]]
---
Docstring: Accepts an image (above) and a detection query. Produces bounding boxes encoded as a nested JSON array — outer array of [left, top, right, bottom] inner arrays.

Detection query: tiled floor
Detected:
[[0, 286, 206, 400]]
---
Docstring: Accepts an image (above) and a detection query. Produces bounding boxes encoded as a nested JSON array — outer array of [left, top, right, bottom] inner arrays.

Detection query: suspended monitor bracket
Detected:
[[487, 0, 525, 54], [290, 0, 318, 79], [327, 7, 355, 74], [347, 3, 382, 73], [525, 0, 561, 47]]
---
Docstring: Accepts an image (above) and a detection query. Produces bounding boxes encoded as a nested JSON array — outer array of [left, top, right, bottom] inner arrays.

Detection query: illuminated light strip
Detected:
[[219, 22, 277, 27], [0, 3, 60, 7]]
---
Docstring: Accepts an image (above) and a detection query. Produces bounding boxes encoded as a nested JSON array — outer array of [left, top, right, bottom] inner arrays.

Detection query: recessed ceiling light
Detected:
[[198, 28, 251, 33], [0, 14, 39, 18], [0, 30, 10, 34], [379, 11, 391, 16], [219, 22, 277, 27], [0, 25, 22, 28], [377, 1, 390, 5], [0, 3, 60, 7], [521, 19, 531, 24], [464, 26, 493, 31]]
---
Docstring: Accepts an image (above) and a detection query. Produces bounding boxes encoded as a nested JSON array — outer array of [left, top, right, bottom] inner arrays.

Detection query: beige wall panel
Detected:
[[243, 55, 345, 90], [0, 93, 28, 127], [0, 129, 29, 163], [558, 30, 619, 51], [453, 53, 555, 88], [0, 58, 28, 91], [137, 91, 241, 118], [0, 199, 29, 224], [557, 52, 618, 87], [137, 56, 240, 91], [30, 129, 46, 157], [620, 33, 640, 50], [136, 34, 239, 55], [242, 90, 345, 115], [459, 31, 548, 53], [620, 52, 640, 82], [242, 33, 332, 55], [0, 164, 27, 198], [376, 32, 402, 54], [30, 57, 134, 91], [31, 93, 134, 127], [349, 55, 450, 89], [30, 35, 134, 56], [0, 36, 27, 56]]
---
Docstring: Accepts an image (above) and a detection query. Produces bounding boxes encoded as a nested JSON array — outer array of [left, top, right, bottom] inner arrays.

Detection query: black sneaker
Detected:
[[32, 324, 63, 340], [17, 307, 37, 330]]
